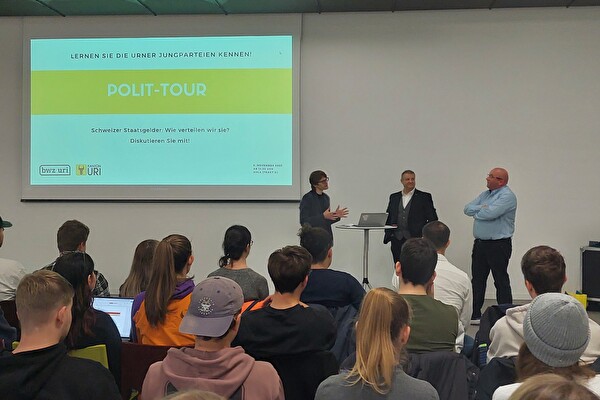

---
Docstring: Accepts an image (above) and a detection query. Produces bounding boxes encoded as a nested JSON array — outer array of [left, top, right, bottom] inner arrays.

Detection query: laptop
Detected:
[[355, 212, 388, 227], [93, 297, 135, 341]]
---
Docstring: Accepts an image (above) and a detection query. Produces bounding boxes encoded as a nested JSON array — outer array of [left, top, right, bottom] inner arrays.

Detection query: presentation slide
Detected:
[[26, 35, 297, 199]]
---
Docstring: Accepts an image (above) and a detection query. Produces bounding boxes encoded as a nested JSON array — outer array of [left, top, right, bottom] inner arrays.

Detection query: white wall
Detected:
[[1, 8, 599, 299]]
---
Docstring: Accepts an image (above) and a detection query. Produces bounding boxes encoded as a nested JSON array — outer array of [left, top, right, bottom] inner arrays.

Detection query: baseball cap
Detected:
[[179, 277, 244, 338], [0, 216, 12, 229]]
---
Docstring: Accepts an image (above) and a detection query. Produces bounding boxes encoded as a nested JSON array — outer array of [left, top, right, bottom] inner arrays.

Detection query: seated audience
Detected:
[[0, 308, 16, 350], [142, 277, 284, 400], [298, 225, 365, 310], [0, 215, 26, 301], [395, 238, 458, 353], [43, 219, 110, 296], [52, 252, 122, 385], [208, 225, 269, 302], [492, 293, 600, 399], [508, 373, 599, 400], [132, 234, 195, 346], [488, 245, 600, 363], [119, 239, 159, 297], [0, 270, 120, 399], [233, 245, 336, 359], [315, 287, 439, 400]]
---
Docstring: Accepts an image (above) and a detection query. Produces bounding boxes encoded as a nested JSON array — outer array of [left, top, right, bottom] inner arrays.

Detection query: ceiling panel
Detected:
[[142, 0, 223, 15], [395, 0, 491, 11], [45, 0, 152, 16], [0, 0, 58, 16], [319, 0, 394, 12], [224, 0, 319, 14]]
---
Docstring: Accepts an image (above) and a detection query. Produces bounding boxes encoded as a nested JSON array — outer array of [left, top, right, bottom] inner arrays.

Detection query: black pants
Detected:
[[390, 236, 407, 264], [471, 238, 513, 319]]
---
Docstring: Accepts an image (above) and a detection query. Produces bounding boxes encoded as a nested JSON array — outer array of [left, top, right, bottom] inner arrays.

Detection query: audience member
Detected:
[[142, 277, 284, 400], [492, 293, 600, 399], [0, 216, 26, 301], [119, 239, 159, 297], [315, 287, 439, 400], [43, 219, 110, 296], [208, 225, 269, 302], [52, 252, 122, 385], [299, 225, 364, 310], [488, 245, 600, 363], [0, 270, 120, 400], [508, 373, 600, 400], [233, 245, 336, 358], [132, 234, 195, 346], [393, 221, 472, 352], [395, 238, 458, 352]]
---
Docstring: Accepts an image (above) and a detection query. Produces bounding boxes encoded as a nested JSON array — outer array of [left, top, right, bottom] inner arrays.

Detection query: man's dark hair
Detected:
[[521, 245, 566, 294], [57, 220, 90, 252], [422, 221, 450, 250], [298, 225, 332, 264], [309, 170, 327, 189], [399, 238, 437, 285], [401, 170, 415, 178], [267, 245, 312, 294]]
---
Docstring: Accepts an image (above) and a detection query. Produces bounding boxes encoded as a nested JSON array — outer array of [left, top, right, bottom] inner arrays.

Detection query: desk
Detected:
[[336, 225, 394, 289]]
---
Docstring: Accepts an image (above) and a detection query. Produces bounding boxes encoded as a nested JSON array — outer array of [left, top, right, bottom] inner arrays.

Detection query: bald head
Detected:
[[487, 167, 509, 190]]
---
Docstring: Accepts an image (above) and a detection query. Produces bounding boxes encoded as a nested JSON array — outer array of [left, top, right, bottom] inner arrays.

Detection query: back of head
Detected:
[[16, 270, 74, 330], [509, 373, 600, 400], [422, 221, 450, 250], [309, 170, 327, 189], [521, 246, 566, 295], [349, 287, 410, 394], [398, 238, 438, 285], [298, 225, 332, 264], [219, 225, 251, 267], [180, 277, 244, 340], [517, 293, 592, 381], [120, 239, 159, 297], [145, 234, 192, 326], [57, 220, 90, 252], [52, 252, 96, 345], [267, 245, 312, 294]]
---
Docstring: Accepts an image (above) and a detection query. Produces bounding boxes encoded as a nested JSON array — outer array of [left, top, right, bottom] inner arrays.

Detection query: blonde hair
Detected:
[[509, 373, 599, 400], [346, 287, 411, 394]]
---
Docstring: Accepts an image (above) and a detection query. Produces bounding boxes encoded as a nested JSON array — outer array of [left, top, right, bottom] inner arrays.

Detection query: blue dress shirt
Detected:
[[464, 185, 517, 240]]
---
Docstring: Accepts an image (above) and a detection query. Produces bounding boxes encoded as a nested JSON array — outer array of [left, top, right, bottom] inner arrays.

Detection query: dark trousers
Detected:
[[471, 238, 513, 319], [390, 236, 407, 264]]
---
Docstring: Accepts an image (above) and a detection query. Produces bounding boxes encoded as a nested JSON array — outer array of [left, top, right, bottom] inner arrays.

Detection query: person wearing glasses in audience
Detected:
[[299, 170, 348, 240], [464, 167, 517, 323]]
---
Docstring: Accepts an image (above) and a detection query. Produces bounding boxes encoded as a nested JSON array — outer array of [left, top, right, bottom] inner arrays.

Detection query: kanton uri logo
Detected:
[[75, 164, 102, 176]]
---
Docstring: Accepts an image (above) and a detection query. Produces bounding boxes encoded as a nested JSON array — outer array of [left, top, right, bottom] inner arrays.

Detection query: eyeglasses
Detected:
[[317, 177, 329, 184], [487, 174, 503, 181]]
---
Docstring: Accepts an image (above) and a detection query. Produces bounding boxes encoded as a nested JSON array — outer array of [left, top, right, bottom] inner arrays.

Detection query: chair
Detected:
[[69, 344, 109, 369], [259, 350, 339, 400], [120, 341, 171, 400]]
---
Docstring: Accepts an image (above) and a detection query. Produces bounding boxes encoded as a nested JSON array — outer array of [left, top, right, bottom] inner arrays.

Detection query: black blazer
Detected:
[[384, 189, 438, 244]]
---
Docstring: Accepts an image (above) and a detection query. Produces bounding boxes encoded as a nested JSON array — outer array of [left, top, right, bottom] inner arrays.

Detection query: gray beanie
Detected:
[[524, 292, 590, 367]]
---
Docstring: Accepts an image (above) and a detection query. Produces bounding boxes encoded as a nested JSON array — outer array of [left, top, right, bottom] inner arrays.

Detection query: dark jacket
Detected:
[[384, 189, 438, 244], [0, 342, 120, 400]]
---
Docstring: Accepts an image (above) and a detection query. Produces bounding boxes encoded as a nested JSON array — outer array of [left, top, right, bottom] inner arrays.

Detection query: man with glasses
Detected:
[[300, 170, 348, 240], [464, 167, 517, 323], [0, 216, 26, 301]]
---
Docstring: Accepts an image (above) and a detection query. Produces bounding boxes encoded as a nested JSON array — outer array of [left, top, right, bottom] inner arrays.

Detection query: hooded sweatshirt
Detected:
[[132, 278, 195, 346], [488, 302, 600, 364], [141, 346, 284, 400], [0, 343, 120, 400]]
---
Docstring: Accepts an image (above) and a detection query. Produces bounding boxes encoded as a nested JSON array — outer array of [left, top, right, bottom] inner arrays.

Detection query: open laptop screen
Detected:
[[93, 297, 134, 340]]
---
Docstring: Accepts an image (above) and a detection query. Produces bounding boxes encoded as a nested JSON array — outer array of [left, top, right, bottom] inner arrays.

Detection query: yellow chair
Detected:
[[68, 344, 109, 369], [12, 341, 109, 369]]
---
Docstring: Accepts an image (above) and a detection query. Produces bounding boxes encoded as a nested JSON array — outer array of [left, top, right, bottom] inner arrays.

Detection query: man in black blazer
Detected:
[[384, 170, 438, 263]]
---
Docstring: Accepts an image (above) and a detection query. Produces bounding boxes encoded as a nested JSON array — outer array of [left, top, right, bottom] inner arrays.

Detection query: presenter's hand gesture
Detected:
[[323, 208, 338, 221], [333, 205, 349, 219]]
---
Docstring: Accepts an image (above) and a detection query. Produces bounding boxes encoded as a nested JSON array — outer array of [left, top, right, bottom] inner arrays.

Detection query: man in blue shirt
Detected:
[[464, 167, 517, 321]]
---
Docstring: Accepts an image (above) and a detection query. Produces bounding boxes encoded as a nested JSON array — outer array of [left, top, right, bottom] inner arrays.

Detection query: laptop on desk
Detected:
[[354, 213, 388, 227], [93, 296, 134, 341]]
